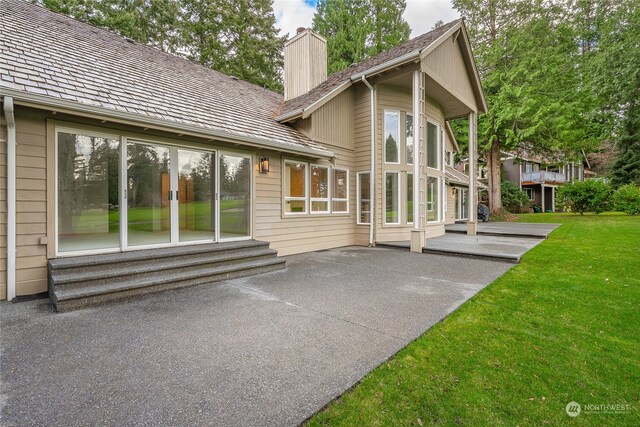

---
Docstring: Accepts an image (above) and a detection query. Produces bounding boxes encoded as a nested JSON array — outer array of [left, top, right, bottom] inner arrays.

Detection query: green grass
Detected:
[[310, 213, 640, 426]]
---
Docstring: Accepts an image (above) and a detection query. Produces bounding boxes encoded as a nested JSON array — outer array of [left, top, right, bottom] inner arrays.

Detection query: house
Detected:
[[0, 0, 486, 306], [502, 151, 586, 212]]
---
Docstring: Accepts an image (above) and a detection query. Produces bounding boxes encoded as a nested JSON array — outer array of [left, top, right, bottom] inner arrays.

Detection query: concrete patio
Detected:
[[0, 247, 513, 426], [379, 222, 559, 262], [445, 222, 561, 239]]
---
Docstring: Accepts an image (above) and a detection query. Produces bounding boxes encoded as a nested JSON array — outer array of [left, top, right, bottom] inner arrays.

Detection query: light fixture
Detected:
[[259, 157, 270, 174]]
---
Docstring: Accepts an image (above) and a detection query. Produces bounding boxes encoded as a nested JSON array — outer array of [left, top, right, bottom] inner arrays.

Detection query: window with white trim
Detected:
[[525, 188, 534, 200], [427, 121, 440, 169], [384, 110, 400, 164], [406, 113, 414, 165], [332, 169, 349, 213], [284, 161, 308, 214], [357, 172, 371, 224], [407, 173, 414, 224], [385, 172, 400, 224], [310, 164, 329, 213], [427, 176, 440, 222]]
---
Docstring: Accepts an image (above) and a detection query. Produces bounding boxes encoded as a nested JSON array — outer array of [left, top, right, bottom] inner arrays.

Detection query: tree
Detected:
[[183, 0, 286, 91], [452, 0, 602, 214], [38, 0, 285, 91], [313, 0, 410, 74]]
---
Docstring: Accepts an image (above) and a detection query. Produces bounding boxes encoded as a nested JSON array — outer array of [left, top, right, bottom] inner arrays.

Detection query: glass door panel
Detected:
[[57, 131, 120, 252], [219, 154, 251, 239], [127, 142, 171, 246], [178, 149, 216, 242]]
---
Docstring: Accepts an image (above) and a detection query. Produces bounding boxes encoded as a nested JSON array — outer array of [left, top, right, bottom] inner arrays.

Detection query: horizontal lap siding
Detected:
[[445, 185, 456, 224], [14, 108, 49, 296], [254, 145, 356, 256], [353, 85, 372, 246]]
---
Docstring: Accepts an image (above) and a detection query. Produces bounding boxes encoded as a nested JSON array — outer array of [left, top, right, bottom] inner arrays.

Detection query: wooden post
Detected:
[[410, 70, 425, 252], [467, 111, 478, 235]]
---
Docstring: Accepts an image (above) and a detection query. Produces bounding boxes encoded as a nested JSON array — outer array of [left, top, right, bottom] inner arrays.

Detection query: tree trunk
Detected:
[[487, 138, 503, 214]]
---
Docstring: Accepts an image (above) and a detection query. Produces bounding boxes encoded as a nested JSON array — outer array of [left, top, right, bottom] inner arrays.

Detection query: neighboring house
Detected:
[[0, 0, 486, 302], [502, 152, 586, 212]]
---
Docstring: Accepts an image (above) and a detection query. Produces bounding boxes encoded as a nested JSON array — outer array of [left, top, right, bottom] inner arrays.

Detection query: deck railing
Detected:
[[521, 171, 566, 183]]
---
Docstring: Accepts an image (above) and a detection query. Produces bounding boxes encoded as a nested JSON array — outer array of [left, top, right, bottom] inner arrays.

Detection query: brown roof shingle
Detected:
[[277, 19, 462, 119], [0, 0, 332, 157]]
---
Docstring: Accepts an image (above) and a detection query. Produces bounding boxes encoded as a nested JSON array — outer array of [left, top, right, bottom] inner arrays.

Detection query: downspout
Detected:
[[3, 97, 16, 301], [361, 76, 375, 246]]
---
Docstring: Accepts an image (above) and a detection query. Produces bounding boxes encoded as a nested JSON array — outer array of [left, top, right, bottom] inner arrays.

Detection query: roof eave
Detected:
[[2, 89, 334, 159]]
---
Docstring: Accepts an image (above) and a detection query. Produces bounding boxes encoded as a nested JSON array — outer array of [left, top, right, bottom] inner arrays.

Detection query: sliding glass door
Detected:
[[126, 142, 172, 246], [219, 154, 251, 239], [57, 128, 253, 255], [178, 150, 216, 242]]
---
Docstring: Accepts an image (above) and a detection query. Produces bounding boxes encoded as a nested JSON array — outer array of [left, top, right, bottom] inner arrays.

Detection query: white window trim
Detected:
[[456, 188, 469, 220], [310, 163, 330, 214], [332, 168, 349, 213], [406, 113, 414, 166], [383, 109, 401, 165], [426, 176, 441, 223], [356, 172, 371, 225], [426, 120, 441, 171], [384, 171, 401, 225], [525, 188, 534, 201], [283, 159, 309, 215]]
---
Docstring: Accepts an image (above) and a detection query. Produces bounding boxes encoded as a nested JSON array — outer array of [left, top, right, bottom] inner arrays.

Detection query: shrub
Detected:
[[612, 184, 640, 215], [501, 181, 530, 213], [557, 179, 613, 214]]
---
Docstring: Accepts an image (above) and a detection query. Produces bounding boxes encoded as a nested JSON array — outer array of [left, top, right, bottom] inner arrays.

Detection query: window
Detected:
[[406, 113, 414, 165], [407, 173, 414, 224], [357, 172, 371, 224], [525, 162, 533, 173], [456, 188, 468, 220], [427, 121, 439, 169], [525, 188, 534, 200], [57, 130, 120, 252], [332, 169, 348, 213], [310, 165, 329, 213], [385, 172, 400, 224], [284, 161, 307, 214], [384, 110, 400, 164], [427, 176, 440, 222]]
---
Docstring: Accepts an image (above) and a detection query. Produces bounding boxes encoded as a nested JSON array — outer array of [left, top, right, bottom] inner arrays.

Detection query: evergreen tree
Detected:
[[313, 0, 410, 74]]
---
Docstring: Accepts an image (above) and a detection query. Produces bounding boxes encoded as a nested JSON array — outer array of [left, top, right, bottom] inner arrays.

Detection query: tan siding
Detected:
[[284, 30, 327, 101], [353, 84, 372, 245], [445, 185, 457, 225], [422, 37, 478, 111], [254, 146, 356, 256], [14, 108, 49, 296], [306, 89, 354, 150]]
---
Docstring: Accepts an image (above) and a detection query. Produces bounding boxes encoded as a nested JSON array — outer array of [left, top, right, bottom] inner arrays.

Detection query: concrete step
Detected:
[[50, 246, 278, 287], [48, 240, 270, 270], [48, 240, 286, 312], [51, 257, 286, 312]]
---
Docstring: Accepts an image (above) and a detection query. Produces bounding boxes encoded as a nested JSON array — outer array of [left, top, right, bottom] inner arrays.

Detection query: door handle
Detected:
[[168, 190, 172, 201]]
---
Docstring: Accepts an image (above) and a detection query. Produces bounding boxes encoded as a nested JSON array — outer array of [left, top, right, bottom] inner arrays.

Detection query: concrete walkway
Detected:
[[445, 222, 560, 239], [0, 247, 513, 426]]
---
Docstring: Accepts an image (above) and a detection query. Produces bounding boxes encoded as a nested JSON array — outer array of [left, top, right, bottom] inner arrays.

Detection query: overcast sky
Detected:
[[273, 0, 459, 40]]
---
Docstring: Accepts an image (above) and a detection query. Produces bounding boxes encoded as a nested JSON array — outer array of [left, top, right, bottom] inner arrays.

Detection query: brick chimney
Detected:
[[283, 28, 327, 101]]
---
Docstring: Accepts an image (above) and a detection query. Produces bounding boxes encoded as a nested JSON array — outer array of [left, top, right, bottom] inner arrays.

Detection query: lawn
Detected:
[[309, 213, 640, 426]]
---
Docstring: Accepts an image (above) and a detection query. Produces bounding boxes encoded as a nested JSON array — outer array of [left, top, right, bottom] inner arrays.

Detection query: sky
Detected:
[[273, 0, 459, 40]]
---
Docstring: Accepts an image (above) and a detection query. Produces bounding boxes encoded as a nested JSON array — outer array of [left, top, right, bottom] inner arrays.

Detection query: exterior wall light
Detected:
[[259, 157, 270, 174]]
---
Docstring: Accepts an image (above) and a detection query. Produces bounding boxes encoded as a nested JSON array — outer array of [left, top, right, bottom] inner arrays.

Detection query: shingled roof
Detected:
[[276, 19, 463, 120], [0, 0, 333, 158]]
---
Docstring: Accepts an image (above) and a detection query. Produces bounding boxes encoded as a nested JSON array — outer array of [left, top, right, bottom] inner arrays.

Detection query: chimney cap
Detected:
[[296, 27, 306, 34]]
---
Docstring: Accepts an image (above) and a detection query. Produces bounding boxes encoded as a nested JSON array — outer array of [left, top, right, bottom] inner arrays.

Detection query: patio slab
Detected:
[[0, 247, 513, 427], [379, 233, 546, 262], [445, 222, 561, 239]]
